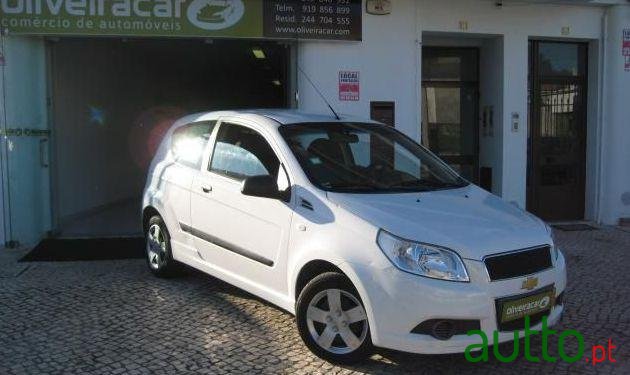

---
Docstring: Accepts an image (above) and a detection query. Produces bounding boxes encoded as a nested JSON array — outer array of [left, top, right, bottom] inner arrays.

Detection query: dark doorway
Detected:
[[528, 41, 588, 221], [421, 48, 479, 183], [49, 38, 290, 237]]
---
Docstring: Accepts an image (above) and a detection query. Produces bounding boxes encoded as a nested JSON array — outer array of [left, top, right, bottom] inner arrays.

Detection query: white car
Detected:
[[142, 109, 566, 363]]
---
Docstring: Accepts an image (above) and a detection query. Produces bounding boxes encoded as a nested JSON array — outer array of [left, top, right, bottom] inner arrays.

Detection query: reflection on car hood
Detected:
[[326, 185, 550, 261]]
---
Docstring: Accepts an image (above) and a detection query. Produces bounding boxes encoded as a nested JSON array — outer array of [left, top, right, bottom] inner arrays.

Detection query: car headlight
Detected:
[[376, 230, 469, 282], [545, 224, 560, 261]]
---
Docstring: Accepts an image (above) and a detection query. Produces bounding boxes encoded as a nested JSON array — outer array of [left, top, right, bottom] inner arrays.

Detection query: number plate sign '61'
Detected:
[[366, 0, 391, 15]]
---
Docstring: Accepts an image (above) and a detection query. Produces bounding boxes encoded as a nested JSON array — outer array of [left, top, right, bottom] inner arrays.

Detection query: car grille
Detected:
[[484, 246, 552, 281]]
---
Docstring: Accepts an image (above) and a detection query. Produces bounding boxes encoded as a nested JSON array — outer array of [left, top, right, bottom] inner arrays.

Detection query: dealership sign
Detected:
[[0, 0, 362, 40]]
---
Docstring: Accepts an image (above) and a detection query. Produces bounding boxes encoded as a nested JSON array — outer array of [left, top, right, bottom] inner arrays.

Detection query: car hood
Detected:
[[326, 185, 549, 261]]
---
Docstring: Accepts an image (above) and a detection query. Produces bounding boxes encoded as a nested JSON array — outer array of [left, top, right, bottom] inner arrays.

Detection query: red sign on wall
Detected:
[[339, 71, 360, 101]]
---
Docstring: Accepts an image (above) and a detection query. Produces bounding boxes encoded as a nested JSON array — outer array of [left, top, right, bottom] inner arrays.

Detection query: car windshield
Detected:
[[279, 122, 469, 193]]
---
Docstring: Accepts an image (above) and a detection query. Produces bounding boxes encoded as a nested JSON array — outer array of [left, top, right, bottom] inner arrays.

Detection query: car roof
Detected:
[[173, 109, 381, 129]]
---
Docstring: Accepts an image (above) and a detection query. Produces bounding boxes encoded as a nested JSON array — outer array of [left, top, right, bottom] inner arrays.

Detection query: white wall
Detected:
[[600, 5, 630, 224], [297, 0, 420, 140], [421, 33, 505, 196], [300, 0, 606, 212], [299, 0, 610, 214], [586, 39, 601, 221], [418, 0, 604, 208], [479, 36, 505, 196]]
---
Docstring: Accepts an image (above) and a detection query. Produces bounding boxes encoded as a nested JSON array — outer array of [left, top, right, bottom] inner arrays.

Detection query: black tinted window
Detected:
[[210, 123, 280, 181], [172, 121, 216, 169], [279, 122, 467, 193]]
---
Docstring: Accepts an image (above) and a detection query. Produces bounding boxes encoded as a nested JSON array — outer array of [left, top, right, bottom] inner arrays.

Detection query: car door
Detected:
[[190, 118, 294, 298], [159, 121, 216, 257]]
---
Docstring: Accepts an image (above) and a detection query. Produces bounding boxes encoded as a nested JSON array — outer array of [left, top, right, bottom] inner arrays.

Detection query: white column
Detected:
[[500, 33, 529, 208], [600, 5, 630, 225]]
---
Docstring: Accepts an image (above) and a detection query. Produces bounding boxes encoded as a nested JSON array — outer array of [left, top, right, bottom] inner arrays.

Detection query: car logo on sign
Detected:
[[187, 0, 245, 31], [521, 277, 539, 291]]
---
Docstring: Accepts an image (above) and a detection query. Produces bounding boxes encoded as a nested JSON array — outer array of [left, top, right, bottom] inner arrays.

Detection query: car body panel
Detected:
[[326, 185, 550, 261], [187, 116, 296, 304]]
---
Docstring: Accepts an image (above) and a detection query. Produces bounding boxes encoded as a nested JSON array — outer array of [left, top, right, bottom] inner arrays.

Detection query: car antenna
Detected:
[[297, 66, 341, 120]]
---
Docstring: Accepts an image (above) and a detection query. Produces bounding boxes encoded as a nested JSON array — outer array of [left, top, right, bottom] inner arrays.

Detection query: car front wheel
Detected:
[[296, 272, 372, 364]]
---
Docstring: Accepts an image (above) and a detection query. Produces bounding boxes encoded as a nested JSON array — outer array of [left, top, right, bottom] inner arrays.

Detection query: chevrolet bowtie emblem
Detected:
[[521, 277, 539, 291]]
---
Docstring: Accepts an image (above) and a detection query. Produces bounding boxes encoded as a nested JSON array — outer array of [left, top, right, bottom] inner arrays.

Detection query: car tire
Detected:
[[145, 215, 178, 277], [296, 272, 373, 364]]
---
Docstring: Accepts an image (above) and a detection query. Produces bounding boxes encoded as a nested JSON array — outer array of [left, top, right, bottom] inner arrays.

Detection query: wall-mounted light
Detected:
[[272, 80, 282, 86], [252, 48, 266, 59]]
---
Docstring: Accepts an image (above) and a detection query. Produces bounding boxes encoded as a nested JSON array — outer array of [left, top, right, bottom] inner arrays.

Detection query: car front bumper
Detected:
[[345, 251, 567, 355]]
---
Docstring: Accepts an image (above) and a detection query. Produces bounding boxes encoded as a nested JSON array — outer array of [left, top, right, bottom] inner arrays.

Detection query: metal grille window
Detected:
[[527, 41, 588, 221]]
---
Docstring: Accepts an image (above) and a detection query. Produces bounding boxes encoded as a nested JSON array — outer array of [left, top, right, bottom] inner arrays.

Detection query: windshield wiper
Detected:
[[386, 179, 468, 191], [327, 181, 384, 192]]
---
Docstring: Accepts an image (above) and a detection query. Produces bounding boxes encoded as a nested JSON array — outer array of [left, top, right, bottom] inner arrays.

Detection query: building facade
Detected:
[[0, 0, 628, 247]]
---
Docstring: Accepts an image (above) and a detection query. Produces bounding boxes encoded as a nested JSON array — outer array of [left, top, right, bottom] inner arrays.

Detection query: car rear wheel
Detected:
[[145, 215, 177, 277], [296, 272, 372, 364]]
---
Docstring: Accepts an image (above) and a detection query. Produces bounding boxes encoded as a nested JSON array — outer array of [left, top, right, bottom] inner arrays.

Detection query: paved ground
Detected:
[[1, 226, 629, 374]]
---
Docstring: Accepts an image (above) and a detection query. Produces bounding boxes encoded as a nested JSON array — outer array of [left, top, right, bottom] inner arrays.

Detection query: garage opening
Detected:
[[49, 37, 291, 238]]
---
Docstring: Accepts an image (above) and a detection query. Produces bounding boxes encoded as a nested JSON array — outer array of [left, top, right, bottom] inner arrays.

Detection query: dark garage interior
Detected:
[[49, 38, 290, 238]]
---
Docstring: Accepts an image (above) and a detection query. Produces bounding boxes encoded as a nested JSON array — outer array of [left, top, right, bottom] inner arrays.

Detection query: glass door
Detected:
[[421, 48, 479, 182], [0, 36, 52, 247], [528, 41, 588, 221]]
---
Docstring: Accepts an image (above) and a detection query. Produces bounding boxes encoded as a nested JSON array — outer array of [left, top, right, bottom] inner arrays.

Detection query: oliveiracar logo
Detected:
[[187, 0, 244, 30], [465, 316, 618, 366]]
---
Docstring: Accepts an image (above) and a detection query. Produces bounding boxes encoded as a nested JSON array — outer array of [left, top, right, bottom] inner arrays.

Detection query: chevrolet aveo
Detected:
[[142, 110, 566, 363]]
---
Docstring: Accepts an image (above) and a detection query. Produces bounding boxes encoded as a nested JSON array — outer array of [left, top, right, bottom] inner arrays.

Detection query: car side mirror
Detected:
[[241, 175, 289, 201]]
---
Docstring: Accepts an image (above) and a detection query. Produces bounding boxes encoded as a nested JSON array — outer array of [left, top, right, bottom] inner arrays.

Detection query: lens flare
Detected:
[[89, 106, 106, 126], [128, 106, 186, 170]]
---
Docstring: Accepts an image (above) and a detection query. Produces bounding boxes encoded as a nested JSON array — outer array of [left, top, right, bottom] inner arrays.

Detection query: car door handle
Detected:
[[201, 184, 212, 193], [39, 138, 49, 168]]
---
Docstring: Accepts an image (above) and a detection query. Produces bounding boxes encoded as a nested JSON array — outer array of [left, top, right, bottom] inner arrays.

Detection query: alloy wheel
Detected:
[[146, 223, 167, 270], [305, 288, 368, 354]]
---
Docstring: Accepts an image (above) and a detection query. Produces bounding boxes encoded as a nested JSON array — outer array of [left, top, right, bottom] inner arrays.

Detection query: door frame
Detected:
[[0, 36, 53, 247], [421, 47, 480, 183], [527, 40, 589, 220], [45, 38, 61, 237]]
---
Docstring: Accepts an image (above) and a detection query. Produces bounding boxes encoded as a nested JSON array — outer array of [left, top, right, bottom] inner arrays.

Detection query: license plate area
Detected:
[[495, 284, 555, 331]]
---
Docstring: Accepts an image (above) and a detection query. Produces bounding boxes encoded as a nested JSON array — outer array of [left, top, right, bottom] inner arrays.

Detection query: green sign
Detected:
[[499, 289, 555, 323], [0, 0, 263, 38], [0, 0, 363, 40]]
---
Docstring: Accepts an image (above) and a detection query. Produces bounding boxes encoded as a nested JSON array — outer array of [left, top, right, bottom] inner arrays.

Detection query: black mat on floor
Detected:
[[551, 223, 597, 232], [19, 238, 145, 262]]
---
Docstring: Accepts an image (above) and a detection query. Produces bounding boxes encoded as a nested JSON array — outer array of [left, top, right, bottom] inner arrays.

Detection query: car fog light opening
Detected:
[[411, 319, 481, 340]]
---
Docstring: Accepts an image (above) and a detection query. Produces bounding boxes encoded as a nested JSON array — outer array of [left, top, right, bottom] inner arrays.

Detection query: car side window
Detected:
[[171, 121, 216, 169], [209, 123, 280, 181]]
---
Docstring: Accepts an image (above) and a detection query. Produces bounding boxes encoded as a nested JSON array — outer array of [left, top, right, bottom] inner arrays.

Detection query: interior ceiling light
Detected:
[[252, 48, 266, 59]]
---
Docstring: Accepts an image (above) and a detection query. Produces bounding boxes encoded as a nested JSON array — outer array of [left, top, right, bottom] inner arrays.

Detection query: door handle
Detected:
[[39, 138, 49, 168], [201, 184, 212, 193]]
